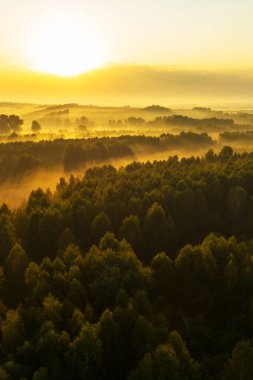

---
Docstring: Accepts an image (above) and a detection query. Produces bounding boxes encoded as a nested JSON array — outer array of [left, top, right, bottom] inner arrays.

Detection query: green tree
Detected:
[[5, 243, 28, 303], [37, 323, 69, 380], [0, 368, 9, 380], [25, 261, 40, 291], [227, 186, 247, 223], [143, 203, 172, 261], [129, 331, 200, 380], [8, 114, 23, 132], [119, 215, 144, 257], [31, 120, 41, 132], [70, 323, 102, 380], [0, 214, 16, 265], [1, 309, 24, 353], [42, 293, 63, 328], [222, 340, 253, 380], [151, 252, 175, 301], [90, 212, 112, 245], [98, 309, 125, 379], [219, 145, 233, 162]]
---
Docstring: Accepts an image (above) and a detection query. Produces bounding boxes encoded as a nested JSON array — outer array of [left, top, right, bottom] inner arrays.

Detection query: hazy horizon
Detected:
[[2, 64, 253, 106], [1, 1, 253, 105]]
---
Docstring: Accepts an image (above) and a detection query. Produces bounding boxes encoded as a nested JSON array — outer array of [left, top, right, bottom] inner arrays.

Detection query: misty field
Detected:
[[2, 102, 253, 140], [0, 102, 253, 206]]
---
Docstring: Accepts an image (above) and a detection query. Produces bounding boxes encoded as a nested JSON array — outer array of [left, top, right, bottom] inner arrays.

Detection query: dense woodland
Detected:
[[1, 146, 253, 378], [0, 132, 214, 182], [220, 131, 253, 145]]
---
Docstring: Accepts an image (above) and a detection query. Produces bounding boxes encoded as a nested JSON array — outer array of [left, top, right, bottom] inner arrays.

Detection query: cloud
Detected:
[[1, 65, 253, 105]]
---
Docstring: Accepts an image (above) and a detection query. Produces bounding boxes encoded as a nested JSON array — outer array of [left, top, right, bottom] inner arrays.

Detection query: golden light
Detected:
[[31, 20, 106, 77]]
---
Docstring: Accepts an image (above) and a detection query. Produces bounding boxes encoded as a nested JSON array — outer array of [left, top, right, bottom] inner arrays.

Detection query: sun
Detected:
[[31, 21, 106, 77]]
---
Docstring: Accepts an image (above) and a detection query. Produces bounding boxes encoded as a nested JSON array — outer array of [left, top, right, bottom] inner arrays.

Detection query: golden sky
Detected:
[[1, 0, 253, 103], [1, 0, 253, 72]]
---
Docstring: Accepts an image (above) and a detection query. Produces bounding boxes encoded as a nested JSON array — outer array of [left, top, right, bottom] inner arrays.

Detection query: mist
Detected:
[[2, 65, 253, 106], [0, 141, 216, 207]]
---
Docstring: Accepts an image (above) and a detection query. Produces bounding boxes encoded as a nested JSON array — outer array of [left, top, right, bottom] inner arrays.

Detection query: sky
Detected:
[[1, 0, 253, 71], [1, 0, 253, 104]]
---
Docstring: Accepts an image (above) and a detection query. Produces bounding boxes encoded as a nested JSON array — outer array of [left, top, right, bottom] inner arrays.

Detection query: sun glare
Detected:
[[32, 22, 106, 77]]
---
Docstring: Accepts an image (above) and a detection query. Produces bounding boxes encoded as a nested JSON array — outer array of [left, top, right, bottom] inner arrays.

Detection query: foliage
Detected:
[[2, 148, 253, 378]]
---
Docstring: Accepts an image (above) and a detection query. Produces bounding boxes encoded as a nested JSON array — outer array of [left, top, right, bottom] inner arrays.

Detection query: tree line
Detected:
[[0, 132, 214, 182]]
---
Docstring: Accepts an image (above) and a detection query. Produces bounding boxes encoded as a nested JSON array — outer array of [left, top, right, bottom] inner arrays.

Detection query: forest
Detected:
[[1, 143, 253, 379], [0, 132, 214, 183], [4, 0, 253, 377]]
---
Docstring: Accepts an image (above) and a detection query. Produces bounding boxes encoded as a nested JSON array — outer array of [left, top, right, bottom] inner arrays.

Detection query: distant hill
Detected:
[[143, 105, 171, 112]]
